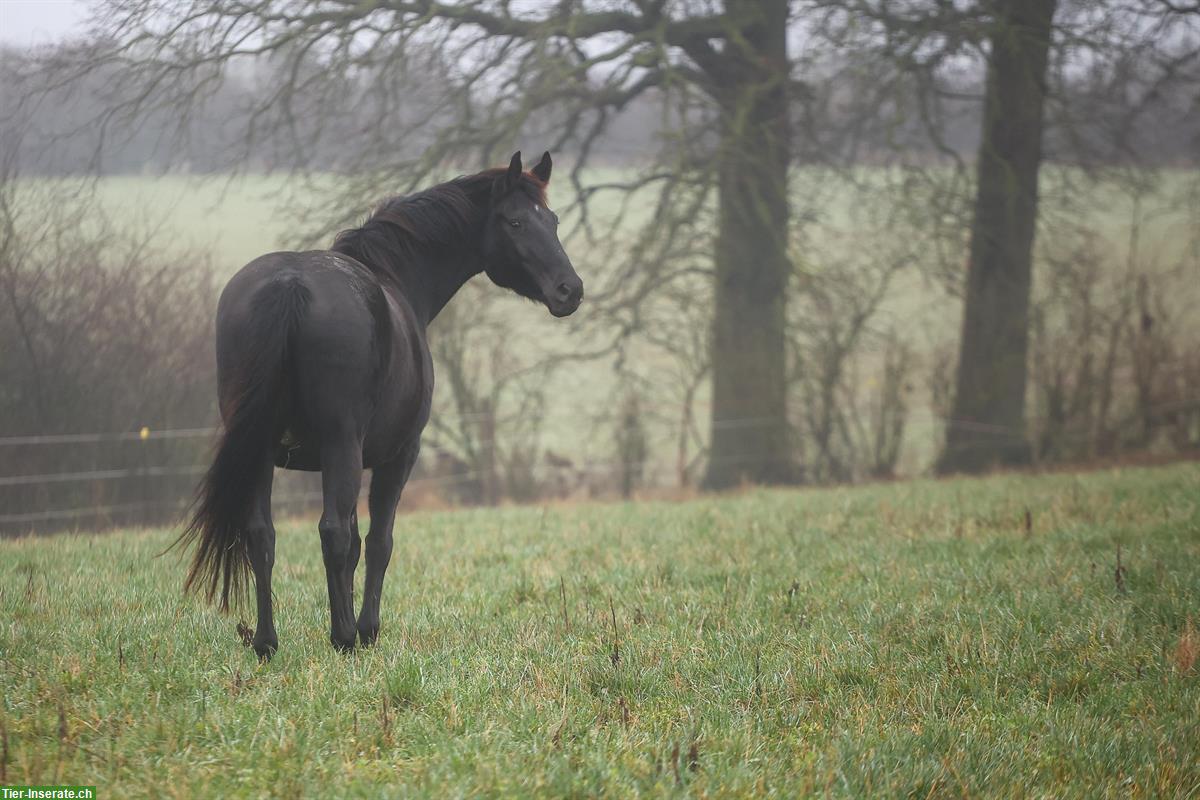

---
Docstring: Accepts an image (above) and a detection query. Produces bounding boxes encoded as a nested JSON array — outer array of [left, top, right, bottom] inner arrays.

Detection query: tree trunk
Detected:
[[703, 0, 798, 490], [938, 0, 1057, 474]]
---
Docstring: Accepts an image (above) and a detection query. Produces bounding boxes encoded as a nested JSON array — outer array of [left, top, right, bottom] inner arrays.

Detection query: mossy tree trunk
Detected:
[[703, 0, 799, 489], [939, 0, 1057, 474]]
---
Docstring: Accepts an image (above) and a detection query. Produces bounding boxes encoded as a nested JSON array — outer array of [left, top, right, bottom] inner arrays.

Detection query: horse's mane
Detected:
[[331, 168, 547, 273]]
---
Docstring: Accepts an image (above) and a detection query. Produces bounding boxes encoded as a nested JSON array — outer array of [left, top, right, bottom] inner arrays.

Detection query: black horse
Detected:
[[177, 152, 582, 659]]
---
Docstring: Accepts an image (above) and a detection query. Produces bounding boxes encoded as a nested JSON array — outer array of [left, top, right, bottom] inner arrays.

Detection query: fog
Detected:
[[2, 0, 1197, 533]]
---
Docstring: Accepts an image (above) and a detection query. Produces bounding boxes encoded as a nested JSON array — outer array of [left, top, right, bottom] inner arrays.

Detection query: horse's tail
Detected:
[[174, 277, 311, 612]]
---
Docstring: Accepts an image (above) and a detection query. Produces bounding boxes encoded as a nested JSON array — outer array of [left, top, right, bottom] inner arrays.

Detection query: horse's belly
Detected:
[[273, 410, 428, 472], [275, 440, 322, 471]]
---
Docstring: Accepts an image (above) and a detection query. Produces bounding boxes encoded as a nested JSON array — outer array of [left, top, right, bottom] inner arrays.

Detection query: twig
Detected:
[[609, 597, 621, 667], [1114, 544, 1127, 594], [560, 576, 570, 633]]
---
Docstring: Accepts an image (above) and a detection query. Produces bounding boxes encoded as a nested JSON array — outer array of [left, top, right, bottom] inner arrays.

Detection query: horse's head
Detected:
[[482, 151, 583, 318]]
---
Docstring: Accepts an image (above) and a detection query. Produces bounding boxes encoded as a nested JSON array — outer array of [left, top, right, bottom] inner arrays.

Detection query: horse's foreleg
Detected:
[[318, 437, 363, 652], [358, 447, 417, 647]]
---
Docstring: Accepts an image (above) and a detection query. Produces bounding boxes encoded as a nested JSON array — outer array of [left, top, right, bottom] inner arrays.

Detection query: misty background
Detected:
[[1, 0, 1198, 534]]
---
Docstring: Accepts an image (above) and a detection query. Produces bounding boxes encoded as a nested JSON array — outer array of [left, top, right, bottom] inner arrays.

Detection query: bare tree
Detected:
[[814, 0, 1199, 473], [0, 130, 219, 533], [937, 0, 1057, 472], [23, 0, 821, 490], [614, 388, 649, 498], [786, 217, 914, 483], [423, 281, 553, 505], [16, 0, 1198, 496], [1028, 176, 1200, 462]]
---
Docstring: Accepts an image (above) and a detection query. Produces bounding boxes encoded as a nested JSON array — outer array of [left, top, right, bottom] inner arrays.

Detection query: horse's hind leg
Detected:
[[319, 436, 363, 652], [358, 446, 418, 647], [245, 456, 278, 660]]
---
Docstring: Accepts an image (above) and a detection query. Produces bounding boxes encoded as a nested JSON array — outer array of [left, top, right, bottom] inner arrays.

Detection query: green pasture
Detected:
[[80, 167, 1197, 275], [9, 167, 1194, 484], [66, 168, 1198, 478], [2, 463, 1198, 796]]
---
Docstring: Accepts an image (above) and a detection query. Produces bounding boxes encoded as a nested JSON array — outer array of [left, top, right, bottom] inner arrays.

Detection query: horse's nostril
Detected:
[[556, 282, 572, 299]]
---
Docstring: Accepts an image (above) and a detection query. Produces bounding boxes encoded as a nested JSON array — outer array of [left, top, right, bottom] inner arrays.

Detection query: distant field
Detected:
[[43, 168, 1200, 478], [82, 168, 1198, 275], [2, 464, 1198, 796]]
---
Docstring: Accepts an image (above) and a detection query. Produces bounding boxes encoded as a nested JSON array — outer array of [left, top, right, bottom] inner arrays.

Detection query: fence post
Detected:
[[139, 426, 150, 527]]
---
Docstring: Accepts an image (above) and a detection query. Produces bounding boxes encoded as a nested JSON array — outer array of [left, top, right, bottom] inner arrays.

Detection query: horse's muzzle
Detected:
[[546, 276, 583, 317]]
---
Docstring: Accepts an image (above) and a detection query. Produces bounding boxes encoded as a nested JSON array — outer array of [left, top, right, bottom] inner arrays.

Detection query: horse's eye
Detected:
[[508, 219, 521, 229]]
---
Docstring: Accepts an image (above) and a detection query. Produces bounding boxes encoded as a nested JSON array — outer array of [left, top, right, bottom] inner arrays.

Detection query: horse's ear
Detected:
[[505, 151, 523, 187], [532, 151, 552, 183]]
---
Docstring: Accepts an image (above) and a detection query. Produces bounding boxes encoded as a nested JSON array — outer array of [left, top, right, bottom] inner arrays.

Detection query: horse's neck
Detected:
[[420, 250, 485, 325], [387, 246, 484, 327], [363, 186, 493, 327]]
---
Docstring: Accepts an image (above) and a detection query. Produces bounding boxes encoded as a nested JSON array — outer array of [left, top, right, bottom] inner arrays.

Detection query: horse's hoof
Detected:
[[253, 638, 278, 662], [330, 633, 357, 653], [358, 624, 380, 648]]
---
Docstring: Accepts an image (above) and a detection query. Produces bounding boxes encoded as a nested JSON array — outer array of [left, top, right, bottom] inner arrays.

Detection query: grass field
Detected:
[[62, 167, 1199, 482], [80, 168, 1198, 275], [2, 463, 1198, 796]]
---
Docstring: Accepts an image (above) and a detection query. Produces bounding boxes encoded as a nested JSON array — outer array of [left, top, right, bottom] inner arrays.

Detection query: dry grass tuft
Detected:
[[1174, 618, 1197, 675]]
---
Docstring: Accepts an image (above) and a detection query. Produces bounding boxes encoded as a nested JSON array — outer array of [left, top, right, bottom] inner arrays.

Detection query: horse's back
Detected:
[[218, 251, 378, 394], [217, 250, 430, 469]]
